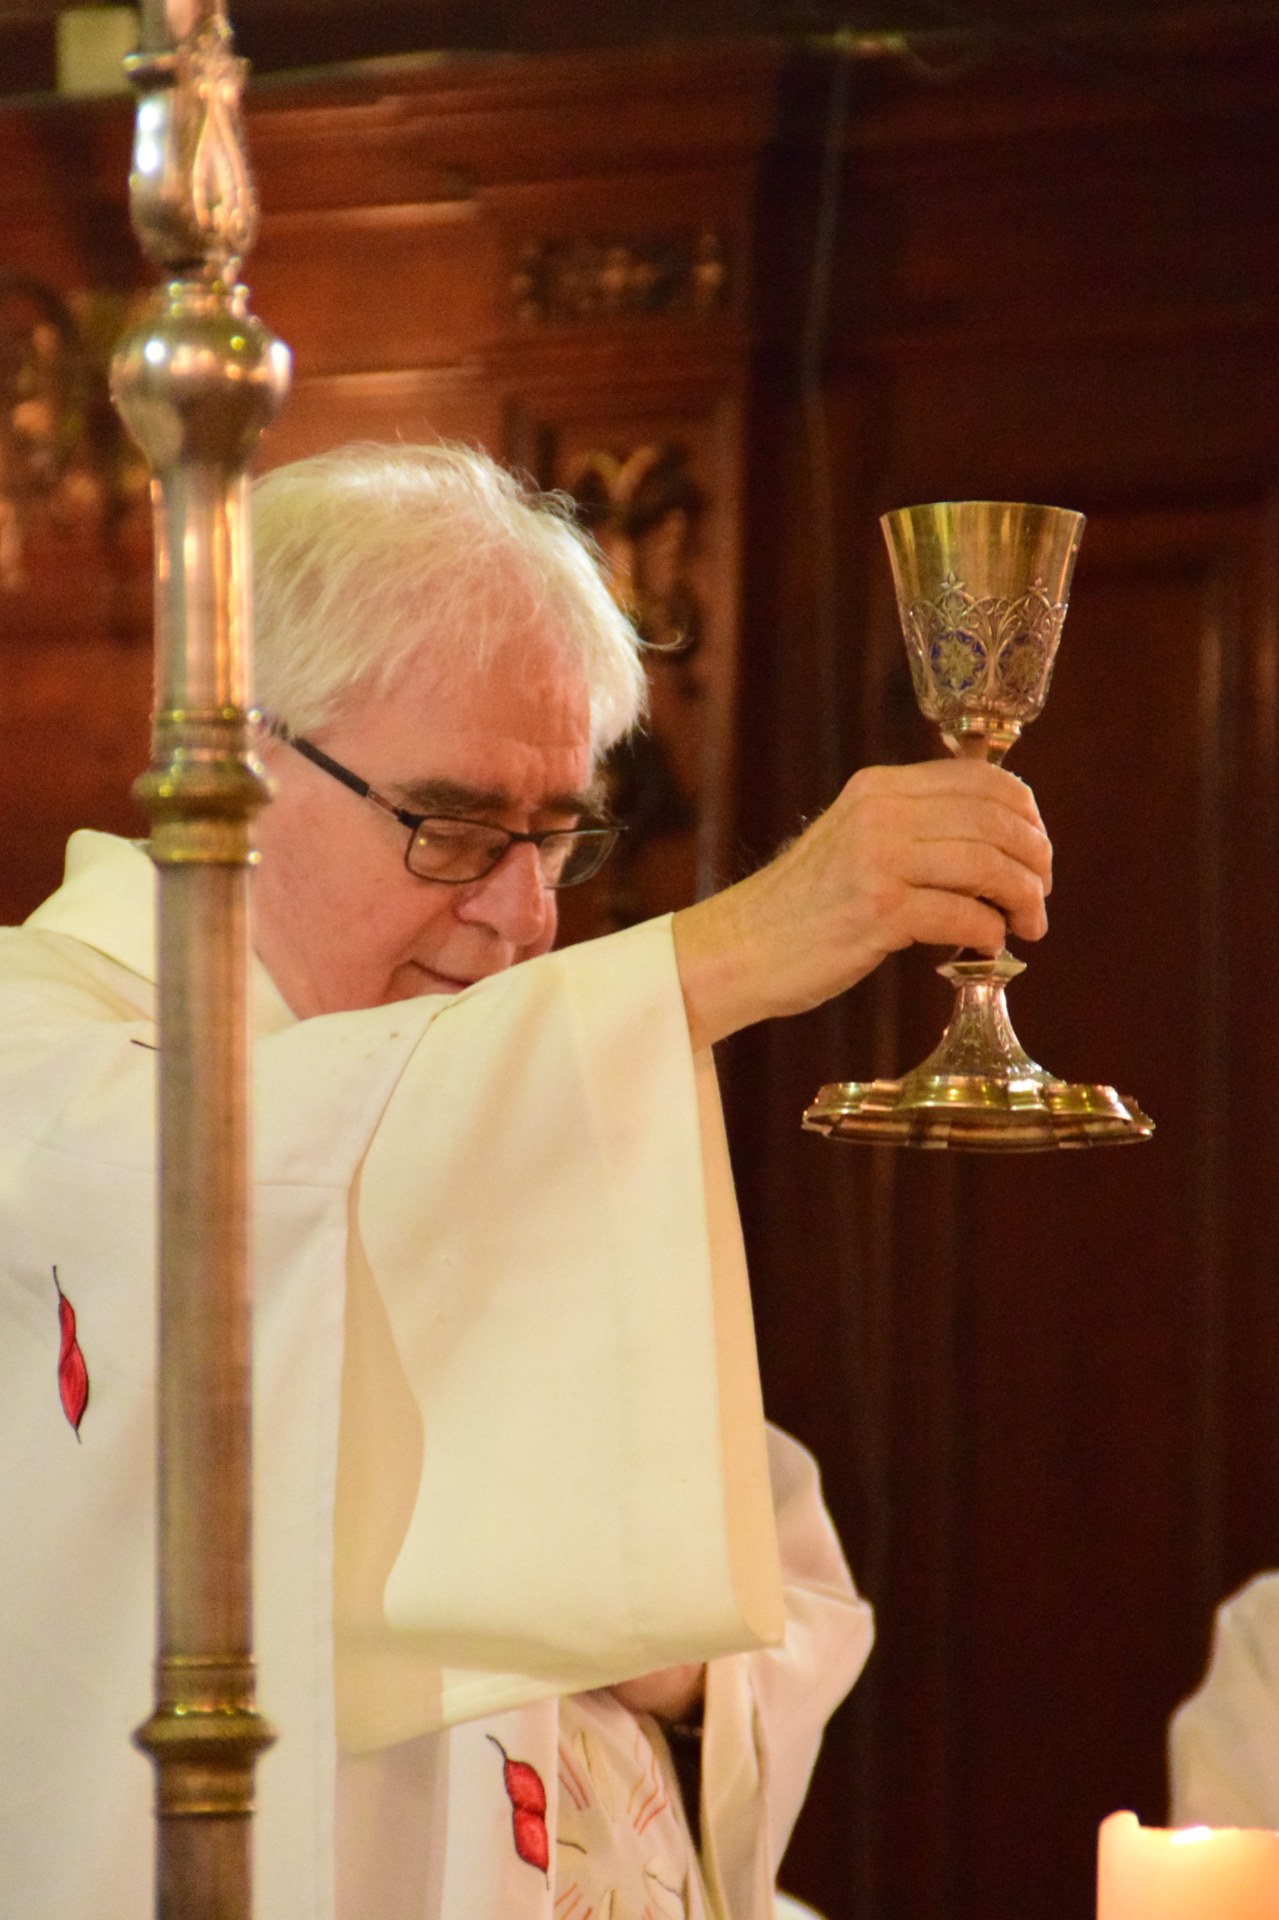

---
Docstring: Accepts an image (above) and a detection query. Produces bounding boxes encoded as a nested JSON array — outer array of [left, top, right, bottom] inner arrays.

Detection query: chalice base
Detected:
[[804, 953, 1154, 1151]]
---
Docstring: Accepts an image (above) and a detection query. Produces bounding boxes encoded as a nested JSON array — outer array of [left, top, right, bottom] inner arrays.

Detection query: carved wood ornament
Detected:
[[512, 229, 728, 325], [0, 276, 148, 597], [563, 441, 707, 927]]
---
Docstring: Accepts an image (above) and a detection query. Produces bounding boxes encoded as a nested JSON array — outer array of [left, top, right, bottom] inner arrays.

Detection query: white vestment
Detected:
[[1169, 1572, 1279, 1827], [0, 831, 871, 1919]]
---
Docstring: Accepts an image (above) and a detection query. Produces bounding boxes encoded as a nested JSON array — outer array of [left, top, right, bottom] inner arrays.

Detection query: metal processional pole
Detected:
[[110, 4, 290, 1915]]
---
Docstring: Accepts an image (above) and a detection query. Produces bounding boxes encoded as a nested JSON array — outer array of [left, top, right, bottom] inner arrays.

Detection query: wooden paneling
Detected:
[[507, 380, 747, 937], [261, 369, 502, 469], [0, 634, 151, 906], [252, 203, 500, 374], [3, 26, 1279, 1920], [731, 36, 1279, 1920]]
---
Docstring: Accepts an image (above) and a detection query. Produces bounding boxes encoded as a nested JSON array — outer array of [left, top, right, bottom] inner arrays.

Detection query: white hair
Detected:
[[250, 441, 646, 762]]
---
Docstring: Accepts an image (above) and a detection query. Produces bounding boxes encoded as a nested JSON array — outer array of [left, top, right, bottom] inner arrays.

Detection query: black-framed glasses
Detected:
[[279, 731, 622, 888]]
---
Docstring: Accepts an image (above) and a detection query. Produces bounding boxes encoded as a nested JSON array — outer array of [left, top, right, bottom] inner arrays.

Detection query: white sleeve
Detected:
[[337, 915, 786, 1748], [1169, 1572, 1279, 1827], [700, 1426, 874, 1920]]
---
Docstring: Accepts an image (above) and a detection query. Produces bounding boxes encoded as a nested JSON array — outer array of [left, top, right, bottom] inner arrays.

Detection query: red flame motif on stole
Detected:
[[489, 1735, 550, 1873], [53, 1267, 89, 1437]]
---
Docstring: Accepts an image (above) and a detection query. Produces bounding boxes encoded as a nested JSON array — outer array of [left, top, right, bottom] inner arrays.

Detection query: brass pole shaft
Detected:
[[110, 4, 290, 1915]]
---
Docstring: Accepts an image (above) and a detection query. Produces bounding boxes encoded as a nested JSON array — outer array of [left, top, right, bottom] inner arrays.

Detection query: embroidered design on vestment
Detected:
[[52, 1266, 89, 1438], [489, 1735, 550, 1874], [556, 1711, 691, 1918]]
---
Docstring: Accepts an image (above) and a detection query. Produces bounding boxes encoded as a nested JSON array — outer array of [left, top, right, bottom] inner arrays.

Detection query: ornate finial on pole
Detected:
[[126, 5, 257, 280], [110, 4, 290, 1915]]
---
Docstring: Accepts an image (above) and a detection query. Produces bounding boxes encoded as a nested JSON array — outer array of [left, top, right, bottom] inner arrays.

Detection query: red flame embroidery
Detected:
[[489, 1736, 549, 1874], [53, 1267, 89, 1439]]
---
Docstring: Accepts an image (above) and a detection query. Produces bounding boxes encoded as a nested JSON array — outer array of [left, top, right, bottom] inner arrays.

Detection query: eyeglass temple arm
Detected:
[[278, 730, 402, 820], [274, 723, 622, 841]]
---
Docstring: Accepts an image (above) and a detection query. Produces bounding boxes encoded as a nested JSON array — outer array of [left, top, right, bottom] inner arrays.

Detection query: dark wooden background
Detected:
[[2, 14, 1278, 1920]]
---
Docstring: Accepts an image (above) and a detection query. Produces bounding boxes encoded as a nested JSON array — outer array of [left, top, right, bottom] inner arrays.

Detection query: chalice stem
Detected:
[[946, 715, 1015, 968]]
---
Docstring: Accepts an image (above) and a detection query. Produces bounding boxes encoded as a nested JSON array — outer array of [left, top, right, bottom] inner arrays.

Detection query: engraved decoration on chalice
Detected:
[[804, 499, 1154, 1149]]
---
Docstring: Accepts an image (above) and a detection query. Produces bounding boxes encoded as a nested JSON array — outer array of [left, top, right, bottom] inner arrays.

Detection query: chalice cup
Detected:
[[804, 500, 1154, 1150]]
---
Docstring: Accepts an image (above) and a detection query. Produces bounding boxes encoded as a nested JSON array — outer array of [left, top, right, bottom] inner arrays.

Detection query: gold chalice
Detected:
[[804, 500, 1154, 1150]]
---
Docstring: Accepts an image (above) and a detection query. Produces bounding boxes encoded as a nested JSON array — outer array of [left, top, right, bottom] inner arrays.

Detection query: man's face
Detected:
[[253, 628, 596, 1018]]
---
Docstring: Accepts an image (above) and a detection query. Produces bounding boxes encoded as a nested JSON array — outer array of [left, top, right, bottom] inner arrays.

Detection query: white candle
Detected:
[[1098, 1810, 1279, 1920]]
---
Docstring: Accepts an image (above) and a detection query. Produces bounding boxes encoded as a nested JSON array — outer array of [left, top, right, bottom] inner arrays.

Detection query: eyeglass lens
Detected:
[[405, 818, 614, 887]]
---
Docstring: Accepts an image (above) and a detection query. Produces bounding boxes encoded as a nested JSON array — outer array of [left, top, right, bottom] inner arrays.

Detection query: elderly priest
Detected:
[[0, 443, 1052, 1919]]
